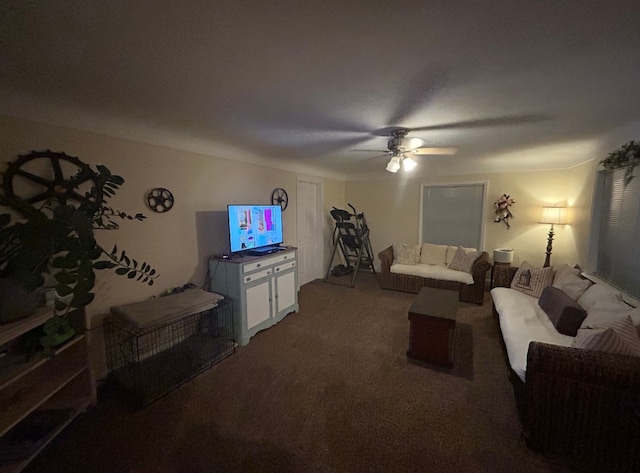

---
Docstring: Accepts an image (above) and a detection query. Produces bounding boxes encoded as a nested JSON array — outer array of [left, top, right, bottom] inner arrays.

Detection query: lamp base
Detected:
[[543, 226, 555, 268]]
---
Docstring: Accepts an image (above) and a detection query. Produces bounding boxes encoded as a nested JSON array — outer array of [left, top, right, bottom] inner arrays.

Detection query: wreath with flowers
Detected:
[[494, 194, 515, 229]]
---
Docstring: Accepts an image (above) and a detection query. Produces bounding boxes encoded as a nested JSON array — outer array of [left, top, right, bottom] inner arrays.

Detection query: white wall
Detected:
[[1, 113, 601, 379], [0, 115, 346, 377], [346, 161, 597, 268]]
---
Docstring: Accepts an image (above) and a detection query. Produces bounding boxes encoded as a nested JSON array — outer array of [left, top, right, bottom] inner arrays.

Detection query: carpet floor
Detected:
[[24, 272, 575, 473]]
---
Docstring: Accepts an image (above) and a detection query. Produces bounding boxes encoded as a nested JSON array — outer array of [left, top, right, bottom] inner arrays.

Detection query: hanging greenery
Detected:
[[600, 140, 640, 186]]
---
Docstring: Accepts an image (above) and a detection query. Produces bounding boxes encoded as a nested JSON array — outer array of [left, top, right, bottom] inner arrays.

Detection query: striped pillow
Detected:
[[510, 261, 554, 298], [572, 316, 640, 357]]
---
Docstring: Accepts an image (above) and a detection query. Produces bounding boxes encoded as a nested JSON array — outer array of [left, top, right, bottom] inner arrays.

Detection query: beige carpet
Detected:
[[24, 272, 575, 473]]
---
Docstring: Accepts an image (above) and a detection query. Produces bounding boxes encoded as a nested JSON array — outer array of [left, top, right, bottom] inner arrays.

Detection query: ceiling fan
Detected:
[[368, 128, 458, 173]]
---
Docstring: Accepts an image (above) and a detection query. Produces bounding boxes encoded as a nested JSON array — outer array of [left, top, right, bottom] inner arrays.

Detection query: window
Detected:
[[590, 168, 640, 298], [420, 183, 486, 249]]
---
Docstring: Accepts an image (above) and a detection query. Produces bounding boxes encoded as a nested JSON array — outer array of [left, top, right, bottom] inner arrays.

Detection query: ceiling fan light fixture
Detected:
[[386, 156, 401, 173], [402, 156, 417, 171]]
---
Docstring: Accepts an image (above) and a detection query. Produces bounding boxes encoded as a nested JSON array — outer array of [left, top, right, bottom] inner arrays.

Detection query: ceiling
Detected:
[[1, 1, 639, 180]]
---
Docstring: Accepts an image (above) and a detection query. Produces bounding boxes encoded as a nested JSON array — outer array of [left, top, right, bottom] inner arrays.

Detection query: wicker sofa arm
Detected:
[[378, 246, 394, 272], [524, 341, 640, 470], [470, 253, 491, 284], [526, 341, 640, 393]]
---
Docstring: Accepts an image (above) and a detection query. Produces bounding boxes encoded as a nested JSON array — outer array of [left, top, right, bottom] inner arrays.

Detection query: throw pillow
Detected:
[[510, 261, 554, 298], [573, 316, 640, 357], [419, 243, 448, 265], [552, 264, 592, 300], [392, 243, 418, 265], [446, 246, 458, 265], [538, 286, 587, 336], [447, 246, 466, 271], [576, 283, 622, 313], [460, 251, 483, 273]]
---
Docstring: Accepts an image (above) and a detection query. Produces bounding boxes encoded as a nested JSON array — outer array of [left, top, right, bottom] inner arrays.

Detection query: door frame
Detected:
[[296, 177, 324, 286]]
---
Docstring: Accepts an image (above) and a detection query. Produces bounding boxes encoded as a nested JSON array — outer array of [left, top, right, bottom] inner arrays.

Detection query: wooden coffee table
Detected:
[[407, 287, 459, 368]]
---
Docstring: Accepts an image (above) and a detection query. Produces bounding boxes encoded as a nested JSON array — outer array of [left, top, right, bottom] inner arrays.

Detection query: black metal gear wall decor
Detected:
[[2, 150, 104, 212], [271, 187, 288, 211], [146, 188, 174, 213]]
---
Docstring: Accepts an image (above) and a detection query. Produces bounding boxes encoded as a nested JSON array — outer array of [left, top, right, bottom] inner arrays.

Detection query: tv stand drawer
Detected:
[[242, 251, 294, 273]]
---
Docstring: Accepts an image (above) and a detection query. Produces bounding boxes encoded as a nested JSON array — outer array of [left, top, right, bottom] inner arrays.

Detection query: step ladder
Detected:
[[324, 204, 376, 287]]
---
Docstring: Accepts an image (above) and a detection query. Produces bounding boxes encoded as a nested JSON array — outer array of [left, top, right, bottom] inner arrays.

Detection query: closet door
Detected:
[[420, 183, 486, 249]]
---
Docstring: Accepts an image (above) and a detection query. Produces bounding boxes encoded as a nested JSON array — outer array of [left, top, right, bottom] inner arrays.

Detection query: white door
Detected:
[[297, 179, 324, 286]]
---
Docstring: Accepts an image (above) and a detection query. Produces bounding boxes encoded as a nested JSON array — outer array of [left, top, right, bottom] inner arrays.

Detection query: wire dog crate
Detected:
[[105, 297, 235, 406]]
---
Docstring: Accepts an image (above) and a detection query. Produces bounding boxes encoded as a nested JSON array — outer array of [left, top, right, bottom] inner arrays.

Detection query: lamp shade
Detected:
[[402, 156, 417, 171], [386, 156, 400, 173], [539, 206, 568, 225]]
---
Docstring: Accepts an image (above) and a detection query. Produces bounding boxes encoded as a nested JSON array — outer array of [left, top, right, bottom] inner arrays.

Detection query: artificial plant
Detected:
[[600, 140, 640, 187]]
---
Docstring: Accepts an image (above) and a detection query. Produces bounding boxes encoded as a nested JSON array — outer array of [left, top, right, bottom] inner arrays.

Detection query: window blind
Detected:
[[420, 183, 485, 249], [594, 168, 640, 298]]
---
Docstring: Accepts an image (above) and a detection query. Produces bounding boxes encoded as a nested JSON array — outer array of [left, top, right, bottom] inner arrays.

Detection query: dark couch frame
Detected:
[[492, 266, 640, 473]]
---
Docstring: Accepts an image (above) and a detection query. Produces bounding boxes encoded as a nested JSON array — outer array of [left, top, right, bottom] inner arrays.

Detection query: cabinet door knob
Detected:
[[246, 277, 251, 282]]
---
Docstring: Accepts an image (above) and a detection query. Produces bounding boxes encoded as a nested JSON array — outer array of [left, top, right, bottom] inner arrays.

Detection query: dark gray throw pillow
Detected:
[[538, 286, 588, 336]]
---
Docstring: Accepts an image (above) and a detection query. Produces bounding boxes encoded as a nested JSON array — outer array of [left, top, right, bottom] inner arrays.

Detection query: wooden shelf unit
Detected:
[[0, 306, 96, 473]]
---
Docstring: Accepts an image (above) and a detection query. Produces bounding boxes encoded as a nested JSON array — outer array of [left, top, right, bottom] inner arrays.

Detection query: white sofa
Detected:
[[491, 262, 640, 472]]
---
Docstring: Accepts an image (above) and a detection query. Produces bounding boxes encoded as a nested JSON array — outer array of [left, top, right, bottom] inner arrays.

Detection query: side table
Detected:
[[491, 262, 512, 288]]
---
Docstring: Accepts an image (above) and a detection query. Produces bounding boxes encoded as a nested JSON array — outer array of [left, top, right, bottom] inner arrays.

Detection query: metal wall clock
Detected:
[[146, 188, 174, 213], [271, 188, 289, 211]]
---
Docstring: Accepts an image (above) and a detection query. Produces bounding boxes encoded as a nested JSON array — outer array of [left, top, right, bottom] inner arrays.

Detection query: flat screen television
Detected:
[[227, 204, 284, 254]]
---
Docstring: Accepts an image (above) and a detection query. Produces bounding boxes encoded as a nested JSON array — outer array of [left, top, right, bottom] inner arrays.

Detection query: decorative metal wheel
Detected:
[[2, 150, 103, 213], [271, 187, 288, 211], [146, 188, 174, 213]]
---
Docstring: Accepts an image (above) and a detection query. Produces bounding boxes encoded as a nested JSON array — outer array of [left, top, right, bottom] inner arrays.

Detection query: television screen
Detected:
[[227, 204, 283, 253]]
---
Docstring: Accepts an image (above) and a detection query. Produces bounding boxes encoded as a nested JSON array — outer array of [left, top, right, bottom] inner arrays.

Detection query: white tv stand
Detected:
[[209, 247, 299, 346]]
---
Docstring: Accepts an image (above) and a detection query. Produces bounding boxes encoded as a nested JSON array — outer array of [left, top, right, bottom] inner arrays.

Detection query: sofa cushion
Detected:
[[510, 261, 554, 298], [419, 243, 448, 265], [573, 316, 640, 357], [577, 284, 635, 328], [538, 286, 587, 336], [552, 264, 592, 300], [576, 283, 622, 312], [491, 287, 574, 382], [392, 243, 420, 265], [390, 262, 474, 284]]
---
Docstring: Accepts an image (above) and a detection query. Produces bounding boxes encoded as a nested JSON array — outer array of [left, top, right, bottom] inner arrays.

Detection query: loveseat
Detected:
[[491, 263, 640, 473], [378, 243, 491, 305]]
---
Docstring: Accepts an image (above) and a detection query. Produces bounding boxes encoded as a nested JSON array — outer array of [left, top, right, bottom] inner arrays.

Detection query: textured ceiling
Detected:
[[1, 1, 639, 179]]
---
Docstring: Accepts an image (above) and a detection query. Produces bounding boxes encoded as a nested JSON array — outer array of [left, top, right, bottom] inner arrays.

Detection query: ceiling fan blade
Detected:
[[349, 149, 388, 153], [408, 114, 550, 132], [386, 66, 448, 126], [366, 153, 391, 161], [412, 147, 458, 155]]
